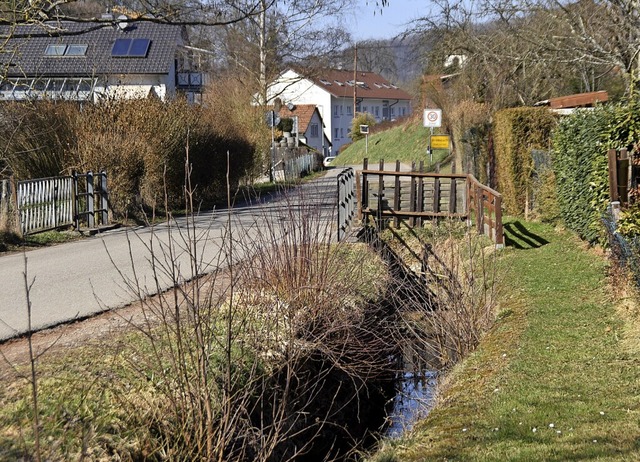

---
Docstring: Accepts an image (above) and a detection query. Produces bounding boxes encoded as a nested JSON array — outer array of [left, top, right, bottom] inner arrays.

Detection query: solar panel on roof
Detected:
[[112, 39, 130, 56], [111, 38, 151, 57], [129, 39, 150, 57]]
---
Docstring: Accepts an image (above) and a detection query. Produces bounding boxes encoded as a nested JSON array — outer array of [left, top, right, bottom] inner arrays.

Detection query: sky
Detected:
[[350, 0, 425, 41]]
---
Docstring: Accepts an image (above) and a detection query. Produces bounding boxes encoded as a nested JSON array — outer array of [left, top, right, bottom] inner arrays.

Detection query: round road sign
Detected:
[[423, 109, 442, 128]]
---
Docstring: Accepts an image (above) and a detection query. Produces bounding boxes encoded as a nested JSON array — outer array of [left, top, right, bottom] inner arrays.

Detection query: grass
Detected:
[[333, 120, 451, 169], [375, 219, 640, 461], [0, 230, 81, 254]]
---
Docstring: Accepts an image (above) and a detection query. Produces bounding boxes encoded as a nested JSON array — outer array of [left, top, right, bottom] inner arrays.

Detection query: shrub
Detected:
[[350, 112, 376, 142], [0, 97, 258, 219], [493, 107, 557, 215]]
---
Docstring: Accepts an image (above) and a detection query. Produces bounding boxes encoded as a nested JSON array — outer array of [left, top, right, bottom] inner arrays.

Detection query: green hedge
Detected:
[[493, 108, 557, 215], [552, 102, 640, 243]]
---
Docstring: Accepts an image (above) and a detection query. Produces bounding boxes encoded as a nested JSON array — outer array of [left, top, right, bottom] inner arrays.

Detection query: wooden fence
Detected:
[[359, 159, 504, 247], [0, 171, 109, 236]]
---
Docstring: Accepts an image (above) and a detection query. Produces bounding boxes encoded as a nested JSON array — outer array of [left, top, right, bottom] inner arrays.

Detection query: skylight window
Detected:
[[45, 44, 67, 56], [112, 38, 151, 57], [66, 44, 88, 56], [319, 79, 332, 85]]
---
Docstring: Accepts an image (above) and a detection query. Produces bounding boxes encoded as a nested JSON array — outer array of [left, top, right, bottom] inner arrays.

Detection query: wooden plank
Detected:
[[433, 163, 441, 214], [394, 160, 401, 228], [608, 149, 619, 202]]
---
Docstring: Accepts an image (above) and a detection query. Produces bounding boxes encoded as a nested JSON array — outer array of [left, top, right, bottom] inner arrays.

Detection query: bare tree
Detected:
[[412, 0, 632, 106]]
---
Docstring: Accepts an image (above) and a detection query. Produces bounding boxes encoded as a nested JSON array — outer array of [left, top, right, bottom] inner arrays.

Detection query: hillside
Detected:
[[333, 119, 451, 170]]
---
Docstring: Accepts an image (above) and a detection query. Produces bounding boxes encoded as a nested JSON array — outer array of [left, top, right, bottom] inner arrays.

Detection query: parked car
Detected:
[[323, 156, 336, 168]]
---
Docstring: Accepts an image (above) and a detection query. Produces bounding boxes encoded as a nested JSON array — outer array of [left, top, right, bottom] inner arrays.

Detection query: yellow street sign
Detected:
[[431, 135, 450, 149]]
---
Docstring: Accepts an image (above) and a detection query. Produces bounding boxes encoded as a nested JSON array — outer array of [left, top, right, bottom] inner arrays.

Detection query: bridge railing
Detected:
[[359, 159, 504, 247]]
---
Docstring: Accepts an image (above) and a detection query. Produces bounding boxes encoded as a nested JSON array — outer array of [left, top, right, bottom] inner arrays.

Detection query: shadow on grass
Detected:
[[503, 220, 549, 250]]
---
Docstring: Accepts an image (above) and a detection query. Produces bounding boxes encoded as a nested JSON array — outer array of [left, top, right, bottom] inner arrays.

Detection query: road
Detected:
[[0, 169, 346, 341]]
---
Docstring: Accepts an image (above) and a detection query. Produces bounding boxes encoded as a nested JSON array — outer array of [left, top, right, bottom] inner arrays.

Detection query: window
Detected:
[[363, 106, 368, 113], [334, 128, 339, 139], [66, 44, 88, 56], [45, 44, 67, 56], [310, 123, 319, 138], [347, 105, 352, 115], [340, 105, 343, 115], [112, 38, 151, 57], [390, 107, 395, 117], [334, 105, 338, 117], [374, 106, 379, 117], [340, 128, 344, 137], [45, 43, 88, 56]]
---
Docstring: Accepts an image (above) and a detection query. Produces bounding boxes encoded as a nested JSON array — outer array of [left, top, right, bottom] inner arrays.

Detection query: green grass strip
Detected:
[[387, 219, 640, 461]]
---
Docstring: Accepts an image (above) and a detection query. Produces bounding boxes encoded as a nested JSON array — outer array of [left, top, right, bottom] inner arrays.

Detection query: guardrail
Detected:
[[337, 168, 357, 241], [359, 159, 504, 247]]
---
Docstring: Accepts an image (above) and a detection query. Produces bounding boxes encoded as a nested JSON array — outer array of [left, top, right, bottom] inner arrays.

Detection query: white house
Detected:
[[267, 68, 413, 155], [0, 17, 204, 103], [276, 103, 331, 155]]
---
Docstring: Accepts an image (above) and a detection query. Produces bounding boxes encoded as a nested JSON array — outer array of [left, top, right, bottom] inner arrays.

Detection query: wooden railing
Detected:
[[359, 159, 504, 247]]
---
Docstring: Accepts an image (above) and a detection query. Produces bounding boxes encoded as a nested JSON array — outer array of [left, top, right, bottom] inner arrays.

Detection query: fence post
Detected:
[[449, 177, 457, 214], [86, 171, 95, 228], [495, 194, 504, 248], [476, 185, 484, 235], [608, 149, 618, 202], [394, 160, 401, 228], [0, 179, 8, 233], [99, 170, 109, 226]]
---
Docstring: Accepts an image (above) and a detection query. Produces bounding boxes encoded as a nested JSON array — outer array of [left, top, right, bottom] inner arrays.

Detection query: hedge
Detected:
[[552, 101, 640, 243], [493, 107, 557, 215]]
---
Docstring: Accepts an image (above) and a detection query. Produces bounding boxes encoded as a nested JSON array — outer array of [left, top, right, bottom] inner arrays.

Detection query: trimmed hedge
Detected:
[[493, 107, 557, 215], [552, 102, 640, 243]]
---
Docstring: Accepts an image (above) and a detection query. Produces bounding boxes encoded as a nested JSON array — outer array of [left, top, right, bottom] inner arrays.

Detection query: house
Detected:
[[0, 17, 204, 103], [276, 103, 331, 156], [266, 68, 413, 155]]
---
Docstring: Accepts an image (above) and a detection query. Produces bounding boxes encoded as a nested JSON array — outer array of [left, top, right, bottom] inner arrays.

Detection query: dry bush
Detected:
[[203, 77, 271, 183], [0, 98, 259, 219], [380, 222, 499, 371], [0, 101, 77, 179], [106, 177, 397, 461]]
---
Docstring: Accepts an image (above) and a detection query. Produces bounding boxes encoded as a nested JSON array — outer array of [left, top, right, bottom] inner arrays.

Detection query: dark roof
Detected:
[[309, 69, 412, 101], [539, 91, 608, 109], [0, 21, 183, 77]]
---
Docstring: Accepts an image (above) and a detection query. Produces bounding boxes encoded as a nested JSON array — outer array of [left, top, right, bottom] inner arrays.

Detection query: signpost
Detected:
[[423, 109, 443, 164], [360, 124, 369, 156], [265, 110, 281, 182], [430, 135, 450, 150]]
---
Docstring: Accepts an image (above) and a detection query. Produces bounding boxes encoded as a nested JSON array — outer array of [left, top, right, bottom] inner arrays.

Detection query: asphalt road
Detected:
[[0, 169, 346, 341]]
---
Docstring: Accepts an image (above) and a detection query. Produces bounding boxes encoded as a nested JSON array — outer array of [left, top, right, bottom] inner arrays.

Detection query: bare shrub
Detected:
[[103, 167, 395, 460], [379, 221, 499, 371], [0, 100, 77, 179], [0, 98, 258, 220]]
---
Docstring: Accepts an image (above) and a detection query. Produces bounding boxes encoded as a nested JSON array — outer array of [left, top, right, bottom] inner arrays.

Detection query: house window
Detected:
[[310, 123, 319, 138], [334, 105, 339, 117], [334, 128, 339, 139], [390, 107, 395, 117], [341, 128, 344, 137], [363, 106, 368, 113], [374, 106, 379, 117], [112, 38, 151, 57], [347, 105, 352, 115], [340, 105, 343, 115]]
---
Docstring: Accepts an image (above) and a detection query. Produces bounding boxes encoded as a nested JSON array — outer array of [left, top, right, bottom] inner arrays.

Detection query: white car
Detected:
[[323, 156, 336, 168]]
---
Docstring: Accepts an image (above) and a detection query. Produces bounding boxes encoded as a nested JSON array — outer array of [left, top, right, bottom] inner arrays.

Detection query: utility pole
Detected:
[[353, 42, 357, 117]]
